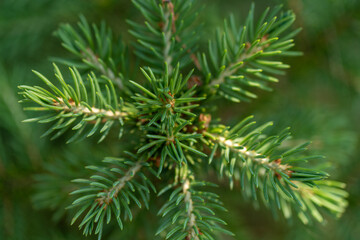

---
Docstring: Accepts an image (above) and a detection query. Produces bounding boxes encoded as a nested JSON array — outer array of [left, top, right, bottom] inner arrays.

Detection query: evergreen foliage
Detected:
[[2, 0, 356, 239], [19, 64, 127, 143], [198, 5, 301, 102]]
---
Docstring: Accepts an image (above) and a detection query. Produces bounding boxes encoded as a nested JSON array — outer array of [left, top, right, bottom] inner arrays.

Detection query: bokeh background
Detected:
[[0, 0, 359, 239]]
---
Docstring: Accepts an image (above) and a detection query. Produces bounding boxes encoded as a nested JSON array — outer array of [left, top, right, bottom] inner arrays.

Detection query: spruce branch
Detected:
[[70, 157, 156, 238], [204, 115, 347, 223], [130, 0, 199, 73], [19, 1, 350, 239], [208, 41, 265, 88], [55, 16, 128, 90], [53, 97, 127, 120], [211, 132, 292, 173], [182, 179, 198, 240], [157, 176, 232, 239], [95, 160, 143, 206], [82, 47, 124, 90], [130, 63, 208, 169], [162, 0, 174, 72], [19, 64, 130, 143], [199, 4, 302, 102]]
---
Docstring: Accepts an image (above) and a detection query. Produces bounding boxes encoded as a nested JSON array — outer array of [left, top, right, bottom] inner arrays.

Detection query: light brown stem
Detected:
[[84, 48, 124, 90], [97, 161, 143, 206], [183, 179, 199, 240], [209, 45, 264, 87], [54, 98, 127, 120]]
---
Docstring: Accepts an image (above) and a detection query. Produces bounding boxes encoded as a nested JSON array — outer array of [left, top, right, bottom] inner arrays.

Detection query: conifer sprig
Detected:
[[55, 16, 128, 90], [199, 4, 302, 102], [129, 0, 199, 73], [203, 115, 348, 223], [69, 157, 155, 238], [157, 177, 232, 240], [19, 0, 349, 239], [19, 64, 130, 143]]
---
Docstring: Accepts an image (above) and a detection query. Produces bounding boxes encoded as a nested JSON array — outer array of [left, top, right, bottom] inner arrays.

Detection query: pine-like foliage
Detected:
[[19, 1, 348, 239]]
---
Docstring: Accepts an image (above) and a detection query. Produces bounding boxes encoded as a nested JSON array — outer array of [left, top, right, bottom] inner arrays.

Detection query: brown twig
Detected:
[[96, 161, 143, 207]]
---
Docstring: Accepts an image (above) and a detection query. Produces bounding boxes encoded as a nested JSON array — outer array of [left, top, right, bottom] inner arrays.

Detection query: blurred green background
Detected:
[[0, 0, 359, 239]]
